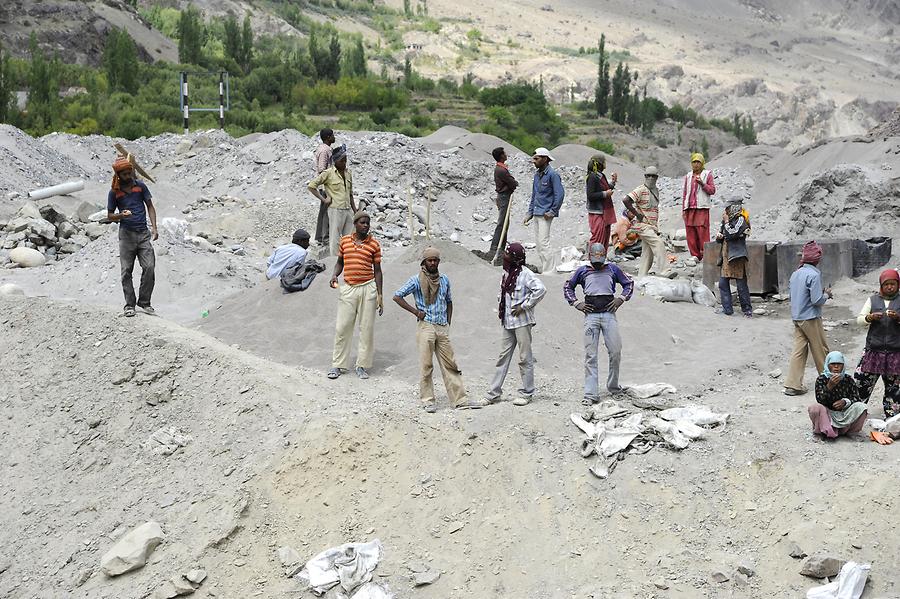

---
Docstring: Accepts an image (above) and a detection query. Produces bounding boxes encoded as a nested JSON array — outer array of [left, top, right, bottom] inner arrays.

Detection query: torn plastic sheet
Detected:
[[645, 417, 690, 449], [297, 539, 392, 598], [625, 383, 677, 399], [659, 405, 729, 427], [806, 561, 870, 599]]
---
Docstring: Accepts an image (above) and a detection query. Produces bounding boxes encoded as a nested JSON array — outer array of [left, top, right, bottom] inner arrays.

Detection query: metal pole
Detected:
[[425, 189, 431, 240], [218, 72, 225, 129], [407, 188, 414, 240], [181, 72, 189, 134]]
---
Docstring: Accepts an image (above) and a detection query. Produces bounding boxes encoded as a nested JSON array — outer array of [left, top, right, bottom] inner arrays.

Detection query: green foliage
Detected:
[[701, 135, 710, 157], [178, 7, 205, 65], [609, 62, 631, 124], [419, 18, 441, 33], [478, 82, 567, 151], [586, 138, 615, 155], [410, 113, 432, 128], [103, 29, 140, 93], [466, 29, 482, 41], [0, 42, 14, 123], [594, 34, 609, 117], [140, 6, 181, 38], [344, 37, 366, 78], [27, 33, 62, 132], [424, 99, 437, 112]]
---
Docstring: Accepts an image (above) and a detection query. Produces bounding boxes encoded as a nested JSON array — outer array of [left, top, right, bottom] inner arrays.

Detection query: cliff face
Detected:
[[0, 0, 178, 66]]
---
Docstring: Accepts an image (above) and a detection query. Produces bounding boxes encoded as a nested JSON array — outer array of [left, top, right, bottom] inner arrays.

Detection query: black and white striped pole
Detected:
[[181, 72, 189, 134], [218, 72, 225, 129]]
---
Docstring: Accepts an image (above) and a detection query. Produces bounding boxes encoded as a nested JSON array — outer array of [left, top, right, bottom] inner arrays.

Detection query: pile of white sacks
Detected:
[[570, 384, 729, 479]]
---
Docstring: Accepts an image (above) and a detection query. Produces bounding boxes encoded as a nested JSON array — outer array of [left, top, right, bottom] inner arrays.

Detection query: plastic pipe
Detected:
[[28, 180, 85, 200]]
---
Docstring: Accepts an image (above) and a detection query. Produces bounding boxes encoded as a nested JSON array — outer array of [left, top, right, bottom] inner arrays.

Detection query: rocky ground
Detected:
[[0, 122, 899, 598]]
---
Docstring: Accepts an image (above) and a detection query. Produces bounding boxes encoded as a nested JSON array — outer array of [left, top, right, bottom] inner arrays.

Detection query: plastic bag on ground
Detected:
[[806, 561, 870, 599], [691, 280, 718, 307], [625, 383, 676, 399], [637, 276, 694, 303], [599, 413, 643, 457], [297, 539, 384, 596], [673, 419, 706, 439], [646, 417, 690, 449], [659, 405, 729, 427]]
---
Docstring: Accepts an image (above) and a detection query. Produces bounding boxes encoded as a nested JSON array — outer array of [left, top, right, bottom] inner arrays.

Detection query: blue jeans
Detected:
[[718, 276, 752, 315], [583, 312, 622, 402]]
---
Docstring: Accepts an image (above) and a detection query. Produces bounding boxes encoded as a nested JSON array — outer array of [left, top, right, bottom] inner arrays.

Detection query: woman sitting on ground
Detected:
[[808, 351, 868, 439]]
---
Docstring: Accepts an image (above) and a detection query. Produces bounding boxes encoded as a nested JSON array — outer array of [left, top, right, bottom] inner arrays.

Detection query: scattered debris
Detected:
[[296, 539, 393, 598]]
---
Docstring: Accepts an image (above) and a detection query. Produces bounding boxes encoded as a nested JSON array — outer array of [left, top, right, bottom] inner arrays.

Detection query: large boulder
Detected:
[[76, 201, 105, 223], [27, 218, 57, 242], [83, 222, 108, 240], [0, 283, 25, 296], [100, 521, 165, 577], [57, 220, 79, 239], [9, 247, 46, 268], [16, 201, 42, 220]]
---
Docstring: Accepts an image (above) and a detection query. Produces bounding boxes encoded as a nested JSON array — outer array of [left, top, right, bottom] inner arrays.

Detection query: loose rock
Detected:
[[800, 553, 845, 578], [9, 246, 46, 268], [100, 521, 165, 577]]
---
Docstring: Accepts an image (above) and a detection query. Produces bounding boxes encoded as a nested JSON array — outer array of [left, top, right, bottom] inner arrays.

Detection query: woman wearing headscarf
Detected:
[[714, 197, 752, 317], [808, 351, 868, 438], [486, 242, 547, 406], [681, 152, 716, 260], [854, 268, 900, 418], [585, 154, 617, 249]]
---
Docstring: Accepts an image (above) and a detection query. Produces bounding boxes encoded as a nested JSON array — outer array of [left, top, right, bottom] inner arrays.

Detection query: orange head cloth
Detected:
[[111, 157, 133, 192]]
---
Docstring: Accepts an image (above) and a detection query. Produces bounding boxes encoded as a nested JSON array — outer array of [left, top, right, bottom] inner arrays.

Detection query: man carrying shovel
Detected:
[[487, 147, 518, 263]]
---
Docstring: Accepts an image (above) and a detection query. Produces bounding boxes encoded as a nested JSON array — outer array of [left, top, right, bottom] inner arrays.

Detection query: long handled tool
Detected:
[[491, 196, 514, 265], [114, 143, 156, 183]]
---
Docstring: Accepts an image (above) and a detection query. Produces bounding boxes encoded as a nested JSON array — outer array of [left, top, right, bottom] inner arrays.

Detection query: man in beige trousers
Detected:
[[784, 240, 831, 395], [623, 165, 675, 278], [393, 247, 488, 412]]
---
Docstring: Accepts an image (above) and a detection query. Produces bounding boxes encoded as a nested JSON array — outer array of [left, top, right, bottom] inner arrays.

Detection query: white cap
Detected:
[[533, 147, 554, 161]]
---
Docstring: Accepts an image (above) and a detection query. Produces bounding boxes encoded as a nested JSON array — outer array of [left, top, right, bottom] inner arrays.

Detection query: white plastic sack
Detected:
[[659, 405, 729, 427], [673, 419, 706, 440], [646, 417, 690, 449], [559, 245, 582, 263], [625, 383, 676, 399], [691, 280, 718, 307], [556, 259, 588, 273], [599, 413, 644, 457], [806, 561, 870, 599], [637, 276, 694, 303], [297, 539, 384, 596]]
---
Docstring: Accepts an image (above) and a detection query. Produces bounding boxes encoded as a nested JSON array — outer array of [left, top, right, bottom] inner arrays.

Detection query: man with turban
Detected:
[[308, 143, 357, 257], [681, 153, 716, 260], [107, 156, 158, 317], [328, 211, 383, 380], [394, 247, 486, 412], [785, 240, 832, 395], [486, 242, 547, 406], [624, 165, 675, 278]]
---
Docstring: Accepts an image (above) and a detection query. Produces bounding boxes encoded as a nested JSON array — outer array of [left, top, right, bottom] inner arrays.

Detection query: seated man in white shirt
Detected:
[[266, 229, 310, 280]]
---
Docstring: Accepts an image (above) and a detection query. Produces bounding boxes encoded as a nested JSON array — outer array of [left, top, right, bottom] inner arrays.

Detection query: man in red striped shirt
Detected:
[[327, 211, 384, 380]]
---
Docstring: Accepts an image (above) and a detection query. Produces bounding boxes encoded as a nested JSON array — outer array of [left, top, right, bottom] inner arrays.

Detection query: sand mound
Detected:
[[419, 125, 528, 161]]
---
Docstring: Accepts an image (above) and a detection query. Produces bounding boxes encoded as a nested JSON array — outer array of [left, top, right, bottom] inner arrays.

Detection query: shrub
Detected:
[[587, 138, 615, 155]]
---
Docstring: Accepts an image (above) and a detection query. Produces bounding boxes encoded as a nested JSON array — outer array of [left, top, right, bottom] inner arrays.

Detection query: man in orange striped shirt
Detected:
[[327, 211, 384, 380]]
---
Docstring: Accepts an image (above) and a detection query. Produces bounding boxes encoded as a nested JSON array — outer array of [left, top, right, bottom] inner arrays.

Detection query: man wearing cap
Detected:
[[107, 157, 158, 317], [681, 153, 716, 260], [328, 211, 383, 380], [266, 228, 310, 280], [394, 247, 485, 412], [486, 242, 546, 406], [564, 242, 634, 403], [784, 240, 832, 395], [313, 128, 336, 249], [308, 143, 357, 258], [624, 165, 674, 278], [526, 147, 565, 273]]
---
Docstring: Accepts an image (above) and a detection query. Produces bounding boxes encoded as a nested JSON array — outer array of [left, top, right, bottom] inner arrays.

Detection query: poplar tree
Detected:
[[594, 34, 609, 116]]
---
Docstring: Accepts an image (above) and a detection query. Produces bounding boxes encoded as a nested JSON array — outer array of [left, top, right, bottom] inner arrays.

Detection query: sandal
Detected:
[[327, 368, 342, 379], [871, 431, 894, 445], [123, 306, 136, 317]]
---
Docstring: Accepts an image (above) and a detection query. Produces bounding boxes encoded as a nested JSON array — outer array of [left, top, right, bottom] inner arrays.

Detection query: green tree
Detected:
[[610, 61, 627, 124], [701, 135, 710, 157], [0, 42, 13, 123], [103, 29, 140, 93], [345, 38, 366, 78], [741, 115, 757, 144], [178, 6, 205, 65], [403, 0, 412, 17], [403, 56, 412, 87], [27, 33, 60, 130], [223, 14, 242, 67], [240, 14, 253, 71], [594, 34, 609, 117]]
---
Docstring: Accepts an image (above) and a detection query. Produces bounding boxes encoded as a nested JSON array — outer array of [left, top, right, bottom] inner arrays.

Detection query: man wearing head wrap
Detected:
[[526, 147, 565, 273], [564, 242, 634, 404], [266, 228, 310, 280], [486, 242, 547, 406], [107, 156, 158, 317], [313, 128, 336, 248], [714, 197, 753, 316], [308, 143, 357, 257], [394, 247, 485, 411], [784, 240, 832, 395], [808, 351, 868, 438], [328, 211, 383, 380], [853, 268, 900, 418], [624, 166, 674, 278], [585, 154, 617, 249], [681, 153, 716, 260]]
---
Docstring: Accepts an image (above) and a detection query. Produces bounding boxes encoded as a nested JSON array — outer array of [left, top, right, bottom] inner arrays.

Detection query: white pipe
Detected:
[[28, 180, 85, 200]]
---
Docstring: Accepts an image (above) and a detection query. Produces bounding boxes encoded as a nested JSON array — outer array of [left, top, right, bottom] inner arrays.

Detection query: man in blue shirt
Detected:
[[526, 147, 565, 273], [394, 247, 487, 412], [564, 243, 634, 404], [266, 229, 310, 280], [785, 240, 832, 395], [107, 158, 158, 317]]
